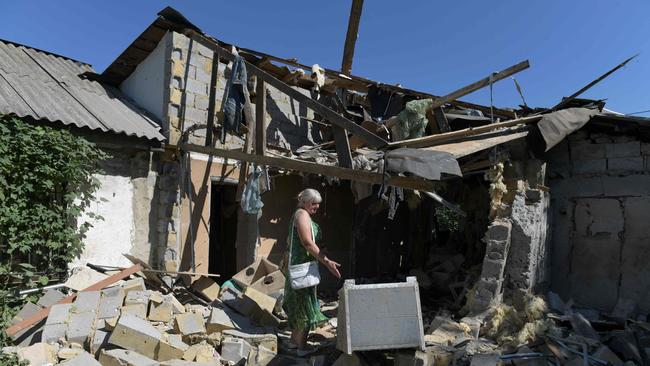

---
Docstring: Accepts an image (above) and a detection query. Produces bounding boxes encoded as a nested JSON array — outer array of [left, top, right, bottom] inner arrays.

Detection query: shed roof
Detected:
[[0, 39, 165, 142]]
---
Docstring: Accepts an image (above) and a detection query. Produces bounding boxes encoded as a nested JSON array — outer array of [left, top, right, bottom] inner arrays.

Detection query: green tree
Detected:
[[0, 116, 107, 354]]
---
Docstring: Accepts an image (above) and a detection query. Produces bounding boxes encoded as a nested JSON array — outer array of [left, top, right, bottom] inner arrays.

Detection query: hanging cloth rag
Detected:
[[221, 56, 248, 143], [241, 165, 264, 214]]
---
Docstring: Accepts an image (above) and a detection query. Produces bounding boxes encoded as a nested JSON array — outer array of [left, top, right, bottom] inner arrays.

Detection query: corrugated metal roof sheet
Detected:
[[0, 40, 165, 142]]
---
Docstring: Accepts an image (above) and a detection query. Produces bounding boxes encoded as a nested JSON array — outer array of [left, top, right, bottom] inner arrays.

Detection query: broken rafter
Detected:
[[6, 264, 144, 337], [389, 114, 542, 149], [180, 143, 436, 191], [184, 29, 388, 149], [550, 54, 637, 111], [427, 60, 530, 114], [341, 0, 364, 76]]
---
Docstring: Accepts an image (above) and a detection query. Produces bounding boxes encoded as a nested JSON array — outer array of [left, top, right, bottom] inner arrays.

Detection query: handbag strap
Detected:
[[289, 210, 315, 264]]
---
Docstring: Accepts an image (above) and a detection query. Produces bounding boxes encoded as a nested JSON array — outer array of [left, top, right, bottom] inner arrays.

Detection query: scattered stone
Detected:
[[191, 276, 221, 302], [98, 287, 126, 319], [66, 310, 96, 345], [174, 312, 207, 338], [65, 267, 109, 291], [109, 314, 163, 359], [125, 290, 151, 306], [206, 307, 236, 334], [220, 337, 252, 364], [122, 277, 147, 295], [149, 301, 174, 322], [73, 291, 101, 314], [60, 350, 102, 366], [99, 348, 158, 366], [222, 329, 278, 353], [122, 303, 149, 319], [13, 342, 58, 366], [90, 329, 110, 357]]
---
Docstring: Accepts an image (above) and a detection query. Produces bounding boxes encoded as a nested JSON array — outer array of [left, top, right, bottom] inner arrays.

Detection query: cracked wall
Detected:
[[546, 130, 650, 312]]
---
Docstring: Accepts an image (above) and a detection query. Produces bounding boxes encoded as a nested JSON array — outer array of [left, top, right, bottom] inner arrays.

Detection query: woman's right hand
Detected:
[[324, 258, 342, 279]]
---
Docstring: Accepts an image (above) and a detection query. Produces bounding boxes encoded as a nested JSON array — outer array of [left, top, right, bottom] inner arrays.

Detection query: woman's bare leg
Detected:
[[291, 329, 308, 349]]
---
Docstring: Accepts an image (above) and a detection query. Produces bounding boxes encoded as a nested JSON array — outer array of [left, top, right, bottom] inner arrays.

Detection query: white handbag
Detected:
[[288, 217, 321, 290]]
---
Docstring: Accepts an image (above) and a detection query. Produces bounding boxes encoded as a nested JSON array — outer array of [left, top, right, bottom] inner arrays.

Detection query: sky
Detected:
[[2, 1, 650, 115]]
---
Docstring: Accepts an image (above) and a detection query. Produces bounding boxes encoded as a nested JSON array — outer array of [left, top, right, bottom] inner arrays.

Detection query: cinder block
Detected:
[[165, 294, 185, 314], [608, 156, 644, 171], [60, 351, 101, 366], [206, 307, 235, 334], [73, 291, 101, 314], [480, 258, 507, 279], [122, 304, 148, 319], [41, 323, 67, 344], [572, 143, 606, 160], [336, 277, 425, 354], [185, 79, 207, 95], [605, 141, 640, 158], [149, 301, 174, 322], [45, 303, 72, 325], [232, 258, 279, 289], [66, 311, 96, 345], [182, 343, 219, 363], [122, 278, 146, 295], [173, 312, 206, 337], [90, 329, 109, 357], [98, 287, 126, 319], [191, 277, 220, 302], [572, 159, 607, 175], [99, 349, 159, 366], [109, 314, 163, 359], [157, 338, 186, 362], [222, 329, 277, 353], [220, 337, 252, 365], [125, 291, 151, 306], [485, 221, 511, 242], [243, 287, 277, 315], [37, 289, 66, 307], [249, 270, 285, 295]]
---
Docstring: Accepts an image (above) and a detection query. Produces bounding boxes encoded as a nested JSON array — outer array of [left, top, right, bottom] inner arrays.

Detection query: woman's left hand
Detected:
[[324, 258, 342, 279]]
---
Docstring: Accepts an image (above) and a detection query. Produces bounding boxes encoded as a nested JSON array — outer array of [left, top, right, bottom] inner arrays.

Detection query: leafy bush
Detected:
[[0, 116, 106, 350]]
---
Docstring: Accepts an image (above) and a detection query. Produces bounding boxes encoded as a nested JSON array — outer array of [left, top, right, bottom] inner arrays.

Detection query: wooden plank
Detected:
[[426, 131, 529, 158], [341, 0, 364, 75], [6, 264, 143, 337], [184, 31, 387, 148], [180, 143, 436, 191], [431, 107, 450, 133], [550, 54, 637, 111], [389, 115, 542, 149], [205, 48, 220, 146], [427, 60, 530, 113], [332, 126, 353, 168], [255, 79, 266, 156]]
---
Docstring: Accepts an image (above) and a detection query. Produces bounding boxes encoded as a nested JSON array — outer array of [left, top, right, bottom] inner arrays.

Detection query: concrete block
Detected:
[[41, 323, 67, 343], [165, 294, 185, 314], [149, 291, 164, 305], [572, 143, 605, 160], [122, 304, 148, 319], [123, 278, 147, 295], [574, 198, 624, 235], [109, 314, 163, 359], [247, 344, 276, 366], [157, 338, 187, 362], [149, 301, 174, 322], [232, 258, 279, 289], [182, 343, 219, 363], [479, 258, 507, 279], [206, 307, 236, 334], [98, 287, 126, 319], [394, 350, 434, 366], [608, 156, 644, 171], [174, 312, 206, 337], [45, 303, 72, 325], [571, 159, 607, 175], [90, 329, 110, 357], [73, 291, 101, 314], [191, 276, 220, 302], [14, 342, 58, 366], [9, 302, 43, 345], [249, 270, 285, 295], [220, 286, 248, 313], [184, 107, 207, 123], [193, 94, 210, 110], [185, 79, 207, 95], [219, 337, 251, 364], [337, 277, 425, 354], [67, 311, 96, 345], [99, 349, 159, 366], [60, 351, 101, 366], [37, 289, 66, 307], [243, 286, 277, 314], [485, 220, 511, 242], [605, 141, 640, 158], [125, 290, 151, 306], [601, 175, 650, 196], [222, 329, 277, 353]]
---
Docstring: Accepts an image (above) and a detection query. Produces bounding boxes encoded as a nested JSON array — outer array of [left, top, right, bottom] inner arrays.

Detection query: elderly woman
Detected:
[[284, 188, 341, 356]]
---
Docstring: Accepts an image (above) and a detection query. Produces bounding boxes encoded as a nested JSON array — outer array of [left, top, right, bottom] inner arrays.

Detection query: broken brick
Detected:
[[109, 314, 163, 359]]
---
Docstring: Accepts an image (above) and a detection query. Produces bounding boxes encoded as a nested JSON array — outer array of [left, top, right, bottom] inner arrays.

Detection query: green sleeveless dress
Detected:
[[284, 216, 328, 331]]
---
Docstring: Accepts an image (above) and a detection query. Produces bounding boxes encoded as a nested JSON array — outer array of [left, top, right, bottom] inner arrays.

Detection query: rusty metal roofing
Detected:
[[0, 39, 165, 141]]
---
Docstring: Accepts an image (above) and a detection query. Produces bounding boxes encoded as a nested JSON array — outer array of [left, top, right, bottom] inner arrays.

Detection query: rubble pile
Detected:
[[2, 260, 338, 366]]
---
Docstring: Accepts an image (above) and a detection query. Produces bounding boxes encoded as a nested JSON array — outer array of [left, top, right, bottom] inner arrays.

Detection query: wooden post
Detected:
[[341, 0, 364, 76], [332, 126, 353, 168], [205, 49, 220, 146], [255, 79, 266, 156]]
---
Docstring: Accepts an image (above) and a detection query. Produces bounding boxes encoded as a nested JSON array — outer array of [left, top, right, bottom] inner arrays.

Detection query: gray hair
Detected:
[[297, 188, 322, 208]]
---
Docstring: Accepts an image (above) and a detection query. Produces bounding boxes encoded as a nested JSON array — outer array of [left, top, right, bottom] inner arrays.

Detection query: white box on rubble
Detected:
[[336, 276, 425, 354]]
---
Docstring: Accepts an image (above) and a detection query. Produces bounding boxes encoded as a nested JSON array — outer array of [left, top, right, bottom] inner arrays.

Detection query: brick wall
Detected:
[[547, 130, 650, 312]]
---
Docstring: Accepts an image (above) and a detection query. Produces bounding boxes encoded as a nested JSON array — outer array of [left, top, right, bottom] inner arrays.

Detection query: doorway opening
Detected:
[[208, 180, 238, 284]]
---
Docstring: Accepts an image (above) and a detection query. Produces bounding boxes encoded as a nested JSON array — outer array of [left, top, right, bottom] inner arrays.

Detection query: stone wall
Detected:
[[547, 130, 650, 312]]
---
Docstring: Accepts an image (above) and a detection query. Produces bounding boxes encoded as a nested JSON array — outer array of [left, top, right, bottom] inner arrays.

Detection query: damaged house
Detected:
[[3, 4, 650, 365]]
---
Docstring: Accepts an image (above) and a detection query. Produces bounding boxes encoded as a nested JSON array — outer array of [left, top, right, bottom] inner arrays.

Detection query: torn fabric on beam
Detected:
[[384, 148, 461, 181], [537, 107, 598, 151]]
